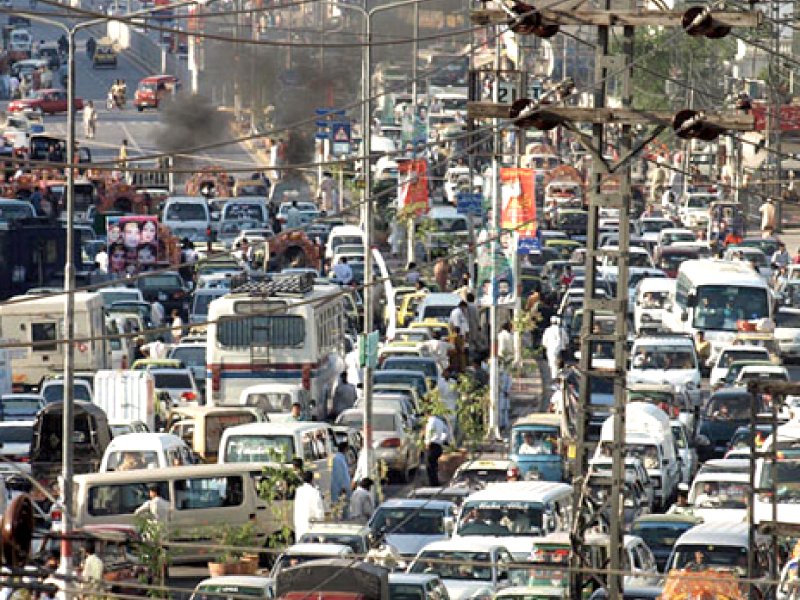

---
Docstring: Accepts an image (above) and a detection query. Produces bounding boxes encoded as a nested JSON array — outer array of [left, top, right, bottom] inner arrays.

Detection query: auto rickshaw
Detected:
[[509, 413, 565, 481], [92, 37, 118, 68]]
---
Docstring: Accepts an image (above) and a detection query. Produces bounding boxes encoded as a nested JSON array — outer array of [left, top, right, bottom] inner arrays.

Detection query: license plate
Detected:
[[158, 292, 167, 301]]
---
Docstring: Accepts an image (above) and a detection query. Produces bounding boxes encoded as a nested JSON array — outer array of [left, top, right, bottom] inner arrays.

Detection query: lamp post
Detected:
[[21, 3, 195, 577]]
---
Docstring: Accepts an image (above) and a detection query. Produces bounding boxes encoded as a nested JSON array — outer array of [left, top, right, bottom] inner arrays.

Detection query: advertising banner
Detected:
[[500, 167, 537, 239], [107, 215, 159, 275], [398, 159, 429, 216]]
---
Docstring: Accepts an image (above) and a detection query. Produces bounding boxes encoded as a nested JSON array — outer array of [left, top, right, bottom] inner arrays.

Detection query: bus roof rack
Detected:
[[233, 272, 316, 296]]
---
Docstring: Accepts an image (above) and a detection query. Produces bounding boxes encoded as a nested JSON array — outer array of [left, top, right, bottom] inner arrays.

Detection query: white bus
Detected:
[[665, 259, 772, 353], [206, 275, 346, 420]]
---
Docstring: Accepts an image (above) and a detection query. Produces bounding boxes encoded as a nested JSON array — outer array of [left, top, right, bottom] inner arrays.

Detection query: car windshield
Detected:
[[687, 196, 712, 209], [388, 584, 425, 600], [691, 480, 749, 508], [642, 220, 671, 233], [139, 275, 183, 289], [671, 544, 748, 574], [370, 508, 444, 535], [759, 460, 800, 502], [718, 350, 768, 368], [298, 532, 365, 553], [705, 394, 752, 420], [451, 467, 508, 488], [106, 450, 160, 471], [457, 500, 543, 537], [224, 204, 264, 221], [630, 522, 696, 550], [693, 285, 770, 332], [224, 434, 295, 462], [192, 293, 223, 317], [153, 373, 192, 389], [632, 345, 695, 370], [42, 385, 91, 402], [0, 426, 33, 444], [639, 290, 670, 309], [166, 203, 207, 221], [776, 311, 800, 328], [169, 347, 205, 367], [411, 551, 493, 580], [511, 428, 559, 456], [0, 397, 40, 420], [382, 359, 436, 379]]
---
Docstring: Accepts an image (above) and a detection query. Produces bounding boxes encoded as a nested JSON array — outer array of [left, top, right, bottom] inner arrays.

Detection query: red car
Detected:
[[8, 88, 84, 115]]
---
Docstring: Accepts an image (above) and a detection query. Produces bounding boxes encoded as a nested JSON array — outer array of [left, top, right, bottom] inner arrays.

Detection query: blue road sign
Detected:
[[456, 192, 483, 216], [517, 235, 541, 254]]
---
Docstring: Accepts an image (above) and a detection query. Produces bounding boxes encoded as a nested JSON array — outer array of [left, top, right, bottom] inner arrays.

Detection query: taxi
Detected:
[[409, 319, 451, 339], [450, 458, 520, 489], [397, 290, 428, 328], [134, 74, 180, 111], [92, 37, 118, 68]]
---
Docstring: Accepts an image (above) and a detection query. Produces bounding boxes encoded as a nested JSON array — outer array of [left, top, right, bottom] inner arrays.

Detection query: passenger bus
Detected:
[[664, 259, 772, 354], [206, 274, 346, 420]]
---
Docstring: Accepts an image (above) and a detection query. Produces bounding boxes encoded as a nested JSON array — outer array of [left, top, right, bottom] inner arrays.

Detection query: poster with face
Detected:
[[107, 216, 159, 275]]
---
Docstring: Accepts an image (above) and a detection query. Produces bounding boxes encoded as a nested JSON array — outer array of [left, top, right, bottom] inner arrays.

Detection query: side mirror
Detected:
[[680, 310, 688, 322], [687, 292, 697, 307]]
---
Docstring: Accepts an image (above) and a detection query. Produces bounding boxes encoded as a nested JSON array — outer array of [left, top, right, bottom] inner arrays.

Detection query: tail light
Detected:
[[173, 290, 186, 299], [210, 365, 221, 392], [51, 508, 62, 522], [301, 365, 311, 390], [380, 438, 401, 448], [181, 391, 196, 401], [507, 466, 521, 480]]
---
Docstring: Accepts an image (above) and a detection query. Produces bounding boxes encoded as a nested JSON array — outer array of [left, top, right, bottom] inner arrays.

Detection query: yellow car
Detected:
[[543, 238, 582, 259], [409, 319, 451, 339], [384, 286, 416, 325], [92, 38, 118, 68], [397, 290, 428, 328]]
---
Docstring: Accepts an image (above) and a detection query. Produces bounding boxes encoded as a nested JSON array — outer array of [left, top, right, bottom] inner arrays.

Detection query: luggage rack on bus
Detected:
[[232, 272, 316, 296]]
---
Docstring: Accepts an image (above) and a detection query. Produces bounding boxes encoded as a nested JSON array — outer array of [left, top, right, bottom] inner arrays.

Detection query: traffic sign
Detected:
[[517, 235, 541, 254], [456, 192, 483, 217], [358, 330, 380, 368], [331, 121, 351, 156]]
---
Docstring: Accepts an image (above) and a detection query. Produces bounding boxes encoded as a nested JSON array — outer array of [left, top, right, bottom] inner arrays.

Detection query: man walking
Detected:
[[83, 101, 97, 139], [542, 316, 566, 380], [349, 478, 375, 523], [331, 442, 351, 515], [294, 471, 324, 538], [134, 485, 170, 525], [424, 413, 448, 486]]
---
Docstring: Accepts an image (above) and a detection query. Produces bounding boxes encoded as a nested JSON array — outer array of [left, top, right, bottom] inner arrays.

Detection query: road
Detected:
[[3, 3, 261, 179]]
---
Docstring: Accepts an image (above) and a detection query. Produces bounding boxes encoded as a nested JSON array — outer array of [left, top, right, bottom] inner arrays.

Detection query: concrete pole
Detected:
[[411, 2, 418, 104], [61, 26, 77, 580], [488, 28, 501, 439]]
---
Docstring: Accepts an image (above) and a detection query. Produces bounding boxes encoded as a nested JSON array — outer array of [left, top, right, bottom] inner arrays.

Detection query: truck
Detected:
[[0, 292, 108, 390], [93, 370, 160, 432]]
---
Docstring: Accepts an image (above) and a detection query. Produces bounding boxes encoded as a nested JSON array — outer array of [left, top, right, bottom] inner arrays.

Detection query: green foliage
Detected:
[[213, 522, 258, 563], [453, 374, 489, 455], [133, 516, 169, 599], [257, 463, 298, 550]]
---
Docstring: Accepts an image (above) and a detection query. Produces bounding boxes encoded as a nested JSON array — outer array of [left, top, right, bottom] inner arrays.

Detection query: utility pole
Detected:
[[488, 26, 502, 439], [469, 3, 759, 597]]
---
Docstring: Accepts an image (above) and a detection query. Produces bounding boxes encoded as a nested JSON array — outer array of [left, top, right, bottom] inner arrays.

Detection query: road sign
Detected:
[[358, 331, 380, 368], [331, 121, 351, 156], [517, 235, 541, 254], [456, 192, 484, 216], [497, 81, 516, 104]]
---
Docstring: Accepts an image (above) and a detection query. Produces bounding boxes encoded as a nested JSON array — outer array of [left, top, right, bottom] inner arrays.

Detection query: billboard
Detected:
[[107, 216, 159, 275], [500, 167, 537, 239], [476, 231, 516, 307], [398, 159, 429, 216]]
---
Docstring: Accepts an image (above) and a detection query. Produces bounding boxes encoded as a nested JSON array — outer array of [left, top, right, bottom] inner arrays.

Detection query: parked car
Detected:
[[8, 89, 84, 114]]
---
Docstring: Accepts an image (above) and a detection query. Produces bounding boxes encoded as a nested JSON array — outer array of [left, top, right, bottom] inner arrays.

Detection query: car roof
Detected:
[[417, 539, 506, 553], [462, 481, 572, 501], [388, 573, 442, 585], [632, 513, 702, 525], [376, 498, 455, 511], [285, 543, 351, 556], [196, 576, 274, 587], [675, 522, 749, 546], [305, 523, 370, 535]]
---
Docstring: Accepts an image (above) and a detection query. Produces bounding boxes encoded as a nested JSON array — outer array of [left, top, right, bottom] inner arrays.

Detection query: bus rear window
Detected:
[[217, 316, 305, 348]]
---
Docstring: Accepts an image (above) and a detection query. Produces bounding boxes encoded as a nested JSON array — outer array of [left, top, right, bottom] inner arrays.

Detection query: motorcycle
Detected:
[[107, 86, 126, 110]]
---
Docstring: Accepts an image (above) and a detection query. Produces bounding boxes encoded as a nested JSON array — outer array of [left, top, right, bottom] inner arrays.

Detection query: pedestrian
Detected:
[[448, 300, 470, 339], [170, 309, 183, 343], [465, 293, 484, 358], [81, 540, 104, 600], [293, 470, 324, 539], [285, 199, 302, 229], [421, 330, 451, 372], [498, 321, 514, 365], [434, 257, 450, 291], [694, 331, 711, 370], [150, 300, 165, 326], [759, 197, 776, 236], [424, 412, 448, 486], [406, 262, 421, 285], [332, 256, 353, 285], [447, 326, 467, 373], [145, 336, 167, 360], [318, 171, 336, 213], [93, 243, 108, 274], [134, 484, 170, 525], [289, 402, 305, 421], [83, 101, 97, 139], [331, 441, 351, 515], [331, 372, 357, 419], [542, 316, 566, 380], [772, 242, 790, 269], [349, 477, 375, 523], [650, 156, 667, 203], [118, 139, 129, 178]]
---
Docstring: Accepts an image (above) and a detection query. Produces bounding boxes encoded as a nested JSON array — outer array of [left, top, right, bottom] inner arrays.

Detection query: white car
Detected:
[[678, 192, 715, 228], [774, 307, 800, 362], [709, 344, 771, 388], [637, 217, 674, 242], [671, 420, 698, 483], [627, 336, 702, 406], [190, 576, 274, 600], [407, 540, 517, 600], [656, 228, 696, 251], [150, 368, 201, 406]]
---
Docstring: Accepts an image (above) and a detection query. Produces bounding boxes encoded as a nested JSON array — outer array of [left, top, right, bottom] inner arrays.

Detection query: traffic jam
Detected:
[[0, 0, 798, 598]]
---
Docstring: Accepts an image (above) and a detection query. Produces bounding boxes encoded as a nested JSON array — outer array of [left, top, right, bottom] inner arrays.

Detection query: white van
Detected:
[[0, 292, 108, 389], [628, 335, 702, 407], [595, 402, 681, 510], [238, 383, 313, 421], [633, 278, 677, 335], [100, 432, 193, 472], [94, 370, 158, 431], [219, 422, 335, 504], [688, 469, 749, 524], [70, 463, 291, 562], [325, 225, 366, 261], [162, 197, 211, 243], [453, 481, 573, 560]]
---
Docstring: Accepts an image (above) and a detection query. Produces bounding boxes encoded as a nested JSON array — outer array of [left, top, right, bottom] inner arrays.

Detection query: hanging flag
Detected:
[[500, 167, 537, 238], [398, 159, 429, 216]]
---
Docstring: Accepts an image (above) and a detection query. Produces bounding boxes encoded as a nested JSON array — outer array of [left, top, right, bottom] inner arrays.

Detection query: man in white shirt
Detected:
[[421, 331, 452, 372], [94, 245, 108, 274], [82, 540, 104, 595], [498, 321, 514, 364], [424, 414, 449, 486], [332, 257, 353, 285], [542, 316, 566, 379], [448, 301, 470, 336], [134, 485, 170, 525], [150, 300, 165, 326], [294, 470, 325, 538]]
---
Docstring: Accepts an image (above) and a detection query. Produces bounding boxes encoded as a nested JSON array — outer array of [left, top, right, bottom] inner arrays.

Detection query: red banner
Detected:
[[752, 103, 800, 132], [398, 159, 429, 216], [500, 167, 537, 238]]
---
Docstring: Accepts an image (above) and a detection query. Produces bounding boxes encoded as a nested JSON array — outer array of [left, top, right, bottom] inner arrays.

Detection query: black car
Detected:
[[630, 514, 702, 572], [135, 271, 190, 318], [697, 388, 763, 460]]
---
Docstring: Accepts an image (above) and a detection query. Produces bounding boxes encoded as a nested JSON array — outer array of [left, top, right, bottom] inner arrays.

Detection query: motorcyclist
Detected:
[[86, 37, 96, 58]]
